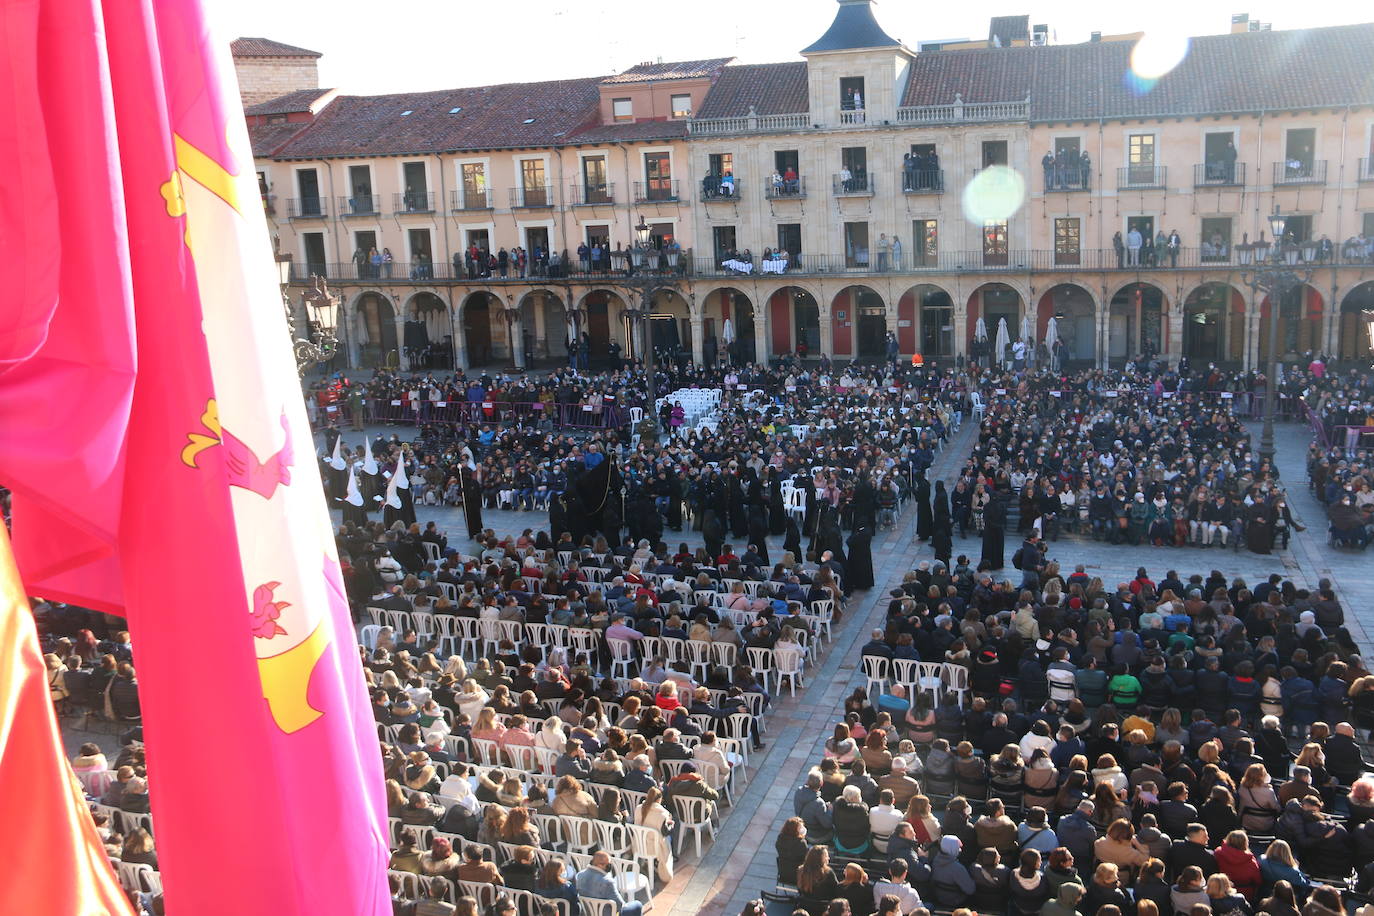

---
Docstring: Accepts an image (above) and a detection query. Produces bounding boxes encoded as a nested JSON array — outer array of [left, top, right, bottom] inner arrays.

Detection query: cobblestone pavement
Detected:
[[312, 416, 1355, 915]]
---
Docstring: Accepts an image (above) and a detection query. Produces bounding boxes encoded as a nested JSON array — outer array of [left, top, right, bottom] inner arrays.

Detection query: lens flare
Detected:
[[1129, 30, 1190, 89], [962, 166, 1026, 224]]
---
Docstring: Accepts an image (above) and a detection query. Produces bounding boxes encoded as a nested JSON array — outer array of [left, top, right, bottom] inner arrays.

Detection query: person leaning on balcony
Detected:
[[1168, 230, 1181, 267], [1127, 228, 1143, 266]]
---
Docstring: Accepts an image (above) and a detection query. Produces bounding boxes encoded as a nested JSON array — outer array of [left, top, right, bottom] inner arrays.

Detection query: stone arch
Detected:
[[515, 288, 567, 365], [830, 284, 887, 360], [577, 289, 629, 367], [763, 285, 823, 359], [700, 286, 757, 364], [1179, 283, 1247, 365], [352, 291, 399, 369], [1258, 282, 1324, 360], [400, 292, 453, 369], [1337, 281, 1374, 362], [965, 282, 1025, 360], [1106, 281, 1170, 365], [1035, 283, 1099, 366], [459, 290, 504, 368], [897, 283, 955, 360], [647, 289, 692, 360]]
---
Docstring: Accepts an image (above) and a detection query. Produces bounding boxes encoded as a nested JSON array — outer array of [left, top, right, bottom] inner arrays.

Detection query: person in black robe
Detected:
[[818, 506, 847, 565], [664, 471, 683, 532], [800, 475, 818, 540], [459, 465, 483, 539], [702, 509, 724, 560], [845, 525, 875, 591], [1246, 498, 1276, 555], [768, 472, 786, 536], [931, 480, 953, 566], [747, 505, 770, 567], [981, 492, 1007, 570], [563, 488, 588, 544], [850, 478, 878, 532], [783, 516, 802, 561], [549, 493, 568, 544], [726, 473, 748, 538], [575, 458, 623, 542], [915, 472, 933, 542]]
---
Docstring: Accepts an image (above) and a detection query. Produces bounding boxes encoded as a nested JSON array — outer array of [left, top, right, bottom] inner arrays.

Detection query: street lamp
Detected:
[[498, 304, 522, 370], [1242, 205, 1313, 467], [617, 214, 679, 442], [279, 254, 341, 376]]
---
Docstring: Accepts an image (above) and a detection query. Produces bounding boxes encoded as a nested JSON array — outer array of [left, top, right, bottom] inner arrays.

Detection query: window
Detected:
[[402, 161, 428, 211], [918, 286, 954, 357], [612, 98, 633, 122], [912, 219, 938, 267], [520, 159, 547, 207], [1285, 128, 1315, 167], [1200, 217, 1232, 262], [347, 165, 374, 214], [525, 227, 549, 256], [465, 229, 489, 254], [257, 171, 269, 196], [1128, 134, 1156, 184], [1050, 137, 1088, 190], [844, 221, 869, 268], [1054, 218, 1081, 265], [772, 150, 801, 196], [585, 225, 610, 250], [1283, 215, 1312, 244], [708, 153, 733, 179], [671, 94, 692, 118], [302, 231, 326, 276], [1365, 213, 1374, 238], [712, 226, 737, 260], [1203, 132, 1237, 181], [839, 147, 868, 192], [408, 228, 433, 276], [774, 150, 799, 175], [582, 156, 609, 203], [905, 143, 940, 191], [839, 76, 865, 110], [461, 163, 487, 209], [982, 221, 1008, 266], [981, 140, 1008, 167], [353, 230, 377, 275], [776, 223, 801, 256], [295, 168, 321, 214], [644, 152, 673, 200]]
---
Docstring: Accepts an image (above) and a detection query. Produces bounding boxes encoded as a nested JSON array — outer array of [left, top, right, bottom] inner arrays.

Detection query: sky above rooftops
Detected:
[[216, 0, 1369, 96]]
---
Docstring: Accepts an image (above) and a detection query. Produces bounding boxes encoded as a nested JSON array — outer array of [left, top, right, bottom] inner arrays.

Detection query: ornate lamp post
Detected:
[[498, 303, 522, 370], [278, 254, 341, 376], [1241, 206, 1313, 467]]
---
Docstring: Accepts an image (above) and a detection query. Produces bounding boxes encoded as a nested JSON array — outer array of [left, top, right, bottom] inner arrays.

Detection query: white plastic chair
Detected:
[[862, 654, 890, 698], [746, 646, 776, 693], [942, 662, 971, 708], [607, 638, 637, 679], [916, 661, 945, 705], [359, 624, 383, 652], [670, 793, 718, 857], [685, 639, 713, 681], [970, 389, 986, 421]]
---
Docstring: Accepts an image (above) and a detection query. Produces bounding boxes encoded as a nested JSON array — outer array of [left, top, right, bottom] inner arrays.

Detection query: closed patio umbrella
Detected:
[[974, 316, 988, 341], [1044, 316, 1059, 367], [995, 317, 1010, 368]]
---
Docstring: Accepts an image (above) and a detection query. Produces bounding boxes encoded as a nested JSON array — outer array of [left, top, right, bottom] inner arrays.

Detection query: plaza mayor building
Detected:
[[243, 1, 1374, 372]]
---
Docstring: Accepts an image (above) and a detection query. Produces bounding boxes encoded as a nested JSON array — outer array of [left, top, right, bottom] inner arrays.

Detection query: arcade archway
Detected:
[[1108, 282, 1167, 364], [1181, 283, 1245, 364], [1338, 282, 1374, 363]]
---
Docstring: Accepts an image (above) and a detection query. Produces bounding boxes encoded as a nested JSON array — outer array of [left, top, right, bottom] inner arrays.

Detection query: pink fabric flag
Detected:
[[0, 0, 391, 913]]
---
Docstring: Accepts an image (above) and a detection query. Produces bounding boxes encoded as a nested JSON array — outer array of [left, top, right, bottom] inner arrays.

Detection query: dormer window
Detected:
[[612, 98, 633, 122], [839, 77, 865, 111]]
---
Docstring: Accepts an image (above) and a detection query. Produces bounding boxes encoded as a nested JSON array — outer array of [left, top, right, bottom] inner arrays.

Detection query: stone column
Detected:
[[1095, 303, 1108, 370], [690, 316, 704, 366], [819, 302, 834, 358], [452, 303, 468, 371], [1166, 305, 1184, 369], [393, 311, 407, 370], [753, 311, 768, 364], [511, 312, 526, 369]]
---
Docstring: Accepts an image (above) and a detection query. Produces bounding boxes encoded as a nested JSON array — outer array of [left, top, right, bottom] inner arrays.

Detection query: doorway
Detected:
[[856, 296, 887, 360], [348, 165, 374, 214], [463, 295, 493, 366], [302, 232, 326, 278]]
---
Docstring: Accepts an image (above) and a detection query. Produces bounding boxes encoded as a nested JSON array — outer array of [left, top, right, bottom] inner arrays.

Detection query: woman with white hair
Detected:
[[441, 655, 467, 681], [832, 784, 872, 855], [454, 678, 489, 722], [536, 715, 567, 752]]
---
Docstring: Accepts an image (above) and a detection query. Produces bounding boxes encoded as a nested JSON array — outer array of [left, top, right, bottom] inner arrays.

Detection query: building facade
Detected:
[[251, 1, 1374, 372]]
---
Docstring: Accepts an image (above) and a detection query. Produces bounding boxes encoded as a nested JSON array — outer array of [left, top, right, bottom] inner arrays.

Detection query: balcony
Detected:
[[1044, 168, 1090, 192], [449, 188, 491, 210], [901, 170, 944, 194], [260, 194, 276, 216], [1361, 158, 1374, 183], [569, 183, 615, 206], [286, 197, 327, 219], [764, 176, 806, 200], [686, 111, 809, 136], [839, 108, 866, 125], [509, 186, 553, 208], [833, 173, 874, 197], [338, 195, 381, 217], [1273, 160, 1327, 186], [1117, 166, 1167, 190], [700, 177, 742, 203], [1193, 162, 1246, 188], [896, 98, 1029, 125], [633, 180, 680, 203], [394, 191, 435, 214]]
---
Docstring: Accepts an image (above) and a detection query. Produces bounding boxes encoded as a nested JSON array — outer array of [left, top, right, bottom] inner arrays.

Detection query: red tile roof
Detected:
[[231, 37, 321, 58], [695, 62, 810, 118], [269, 78, 605, 158], [249, 121, 314, 157], [244, 88, 336, 116], [601, 58, 733, 84], [566, 120, 689, 143], [902, 23, 1374, 120]]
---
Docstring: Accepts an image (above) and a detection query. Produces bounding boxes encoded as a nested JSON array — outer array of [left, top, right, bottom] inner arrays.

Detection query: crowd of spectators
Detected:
[[965, 364, 1301, 554], [1298, 365, 1374, 549], [775, 555, 1374, 916]]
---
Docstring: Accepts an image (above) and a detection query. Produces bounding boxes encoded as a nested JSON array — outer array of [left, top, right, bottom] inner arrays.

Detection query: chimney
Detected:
[[1230, 13, 1250, 34], [1090, 31, 1101, 42]]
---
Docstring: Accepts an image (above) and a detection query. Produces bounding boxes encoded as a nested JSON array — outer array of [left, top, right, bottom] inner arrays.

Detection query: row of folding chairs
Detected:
[[90, 802, 154, 839], [861, 656, 972, 708]]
